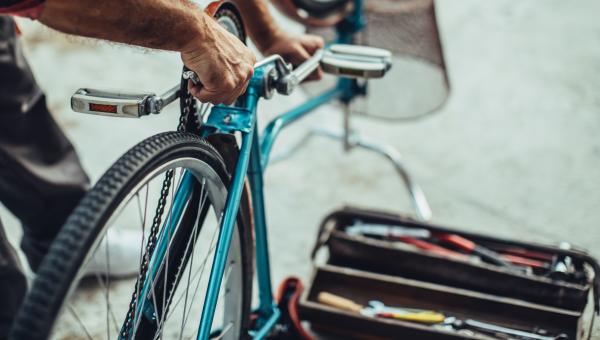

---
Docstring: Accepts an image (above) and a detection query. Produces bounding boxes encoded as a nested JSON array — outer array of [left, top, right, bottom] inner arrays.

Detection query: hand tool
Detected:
[[433, 232, 523, 270], [546, 242, 579, 281], [501, 254, 547, 269], [345, 222, 431, 239], [317, 292, 445, 324], [346, 222, 546, 270], [364, 300, 446, 324], [442, 317, 569, 340], [394, 236, 473, 261], [494, 246, 555, 262]]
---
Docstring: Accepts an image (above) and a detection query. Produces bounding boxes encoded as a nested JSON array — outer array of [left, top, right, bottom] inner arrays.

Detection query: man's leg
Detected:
[[0, 16, 90, 272], [0, 218, 26, 339]]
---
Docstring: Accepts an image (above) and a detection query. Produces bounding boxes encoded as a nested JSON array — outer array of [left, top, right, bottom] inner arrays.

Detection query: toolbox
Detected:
[[299, 206, 599, 339]]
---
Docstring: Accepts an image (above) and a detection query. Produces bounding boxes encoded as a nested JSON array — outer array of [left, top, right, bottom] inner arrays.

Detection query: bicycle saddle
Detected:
[[320, 44, 392, 79]]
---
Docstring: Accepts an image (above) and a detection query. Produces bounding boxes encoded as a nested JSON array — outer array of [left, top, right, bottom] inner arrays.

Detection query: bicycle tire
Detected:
[[292, 0, 350, 18], [10, 131, 253, 340]]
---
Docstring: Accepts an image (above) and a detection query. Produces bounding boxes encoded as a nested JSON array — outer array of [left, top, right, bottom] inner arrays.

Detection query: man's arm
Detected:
[[233, 0, 324, 79], [39, 0, 206, 52], [36, 0, 255, 105], [232, 0, 281, 52]]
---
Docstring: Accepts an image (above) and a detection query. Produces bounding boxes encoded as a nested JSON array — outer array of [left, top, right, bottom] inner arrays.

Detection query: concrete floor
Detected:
[[2, 0, 600, 338]]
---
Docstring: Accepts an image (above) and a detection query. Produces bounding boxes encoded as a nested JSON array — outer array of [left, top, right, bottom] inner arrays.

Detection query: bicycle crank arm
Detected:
[[71, 85, 180, 118]]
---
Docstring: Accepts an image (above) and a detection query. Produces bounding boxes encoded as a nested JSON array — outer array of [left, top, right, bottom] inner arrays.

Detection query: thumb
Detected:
[[301, 36, 325, 54]]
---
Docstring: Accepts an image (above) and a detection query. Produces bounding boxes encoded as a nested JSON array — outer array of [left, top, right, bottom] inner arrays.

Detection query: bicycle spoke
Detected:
[[133, 228, 179, 337], [179, 178, 206, 340], [133, 186, 149, 330], [67, 304, 94, 340], [171, 225, 218, 324], [157, 242, 170, 340], [213, 322, 234, 340], [105, 234, 111, 340], [179, 238, 196, 340], [183, 259, 234, 337], [94, 273, 119, 336], [132, 250, 165, 337], [153, 175, 205, 339], [181, 224, 221, 331], [158, 174, 179, 338], [164, 182, 212, 321]]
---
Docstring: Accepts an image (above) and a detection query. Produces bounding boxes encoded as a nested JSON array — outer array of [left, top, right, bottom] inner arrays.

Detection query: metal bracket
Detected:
[[204, 105, 253, 133]]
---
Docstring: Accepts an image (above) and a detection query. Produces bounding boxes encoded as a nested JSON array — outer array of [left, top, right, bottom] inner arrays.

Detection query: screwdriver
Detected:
[[317, 292, 446, 324]]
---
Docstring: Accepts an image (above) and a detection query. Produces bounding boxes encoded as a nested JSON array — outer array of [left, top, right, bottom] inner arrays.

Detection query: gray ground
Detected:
[[2, 0, 599, 338]]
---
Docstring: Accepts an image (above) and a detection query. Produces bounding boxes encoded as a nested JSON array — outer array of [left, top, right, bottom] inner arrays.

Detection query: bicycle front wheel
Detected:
[[11, 132, 253, 340]]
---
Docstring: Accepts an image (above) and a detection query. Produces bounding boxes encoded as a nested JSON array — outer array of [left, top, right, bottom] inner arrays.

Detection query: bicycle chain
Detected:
[[119, 74, 198, 339]]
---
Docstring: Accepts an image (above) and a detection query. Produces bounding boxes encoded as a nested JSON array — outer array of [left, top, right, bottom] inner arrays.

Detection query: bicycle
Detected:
[[10, 1, 404, 339]]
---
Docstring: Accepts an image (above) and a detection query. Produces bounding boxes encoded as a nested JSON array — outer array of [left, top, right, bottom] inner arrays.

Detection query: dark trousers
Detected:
[[0, 16, 89, 337]]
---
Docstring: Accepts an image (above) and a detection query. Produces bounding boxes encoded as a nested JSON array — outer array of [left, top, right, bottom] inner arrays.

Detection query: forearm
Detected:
[[38, 0, 209, 52], [232, 0, 281, 52]]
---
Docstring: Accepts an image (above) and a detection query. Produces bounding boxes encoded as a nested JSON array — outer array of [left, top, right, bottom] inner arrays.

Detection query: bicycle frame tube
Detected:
[[195, 88, 260, 339]]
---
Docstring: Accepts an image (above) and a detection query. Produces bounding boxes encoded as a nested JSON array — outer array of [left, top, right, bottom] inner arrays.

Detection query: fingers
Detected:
[[305, 67, 324, 82], [300, 35, 325, 54], [291, 45, 312, 65], [297, 35, 325, 81], [187, 67, 254, 105]]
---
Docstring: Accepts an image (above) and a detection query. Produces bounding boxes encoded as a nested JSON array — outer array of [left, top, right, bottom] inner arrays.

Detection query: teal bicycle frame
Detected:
[[135, 1, 367, 338]]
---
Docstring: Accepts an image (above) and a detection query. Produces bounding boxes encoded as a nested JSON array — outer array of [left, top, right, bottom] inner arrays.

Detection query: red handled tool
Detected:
[[347, 223, 548, 270], [396, 237, 471, 261], [433, 233, 522, 269]]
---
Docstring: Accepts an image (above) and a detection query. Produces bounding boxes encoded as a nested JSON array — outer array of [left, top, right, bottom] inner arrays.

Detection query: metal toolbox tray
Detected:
[[299, 265, 593, 339]]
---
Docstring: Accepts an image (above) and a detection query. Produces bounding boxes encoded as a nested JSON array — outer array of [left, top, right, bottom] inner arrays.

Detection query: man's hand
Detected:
[[232, 0, 325, 81], [260, 32, 325, 81], [182, 13, 255, 105]]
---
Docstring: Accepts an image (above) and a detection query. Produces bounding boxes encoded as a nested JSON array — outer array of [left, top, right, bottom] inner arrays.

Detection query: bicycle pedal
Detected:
[[71, 88, 159, 118], [321, 44, 392, 79]]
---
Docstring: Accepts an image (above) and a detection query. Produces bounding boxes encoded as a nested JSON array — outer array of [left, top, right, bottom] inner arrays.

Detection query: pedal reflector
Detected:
[[89, 103, 118, 114]]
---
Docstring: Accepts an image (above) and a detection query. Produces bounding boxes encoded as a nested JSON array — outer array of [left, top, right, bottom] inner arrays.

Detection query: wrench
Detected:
[[445, 317, 569, 340], [364, 301, 446, 324]]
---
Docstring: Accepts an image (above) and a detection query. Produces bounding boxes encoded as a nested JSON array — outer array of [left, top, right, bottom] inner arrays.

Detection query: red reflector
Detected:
[[89, 103, 117, 113]]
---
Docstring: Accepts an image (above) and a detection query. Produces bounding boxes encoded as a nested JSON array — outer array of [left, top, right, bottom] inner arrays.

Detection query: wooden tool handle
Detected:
[[317, 292, 363, 313]]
